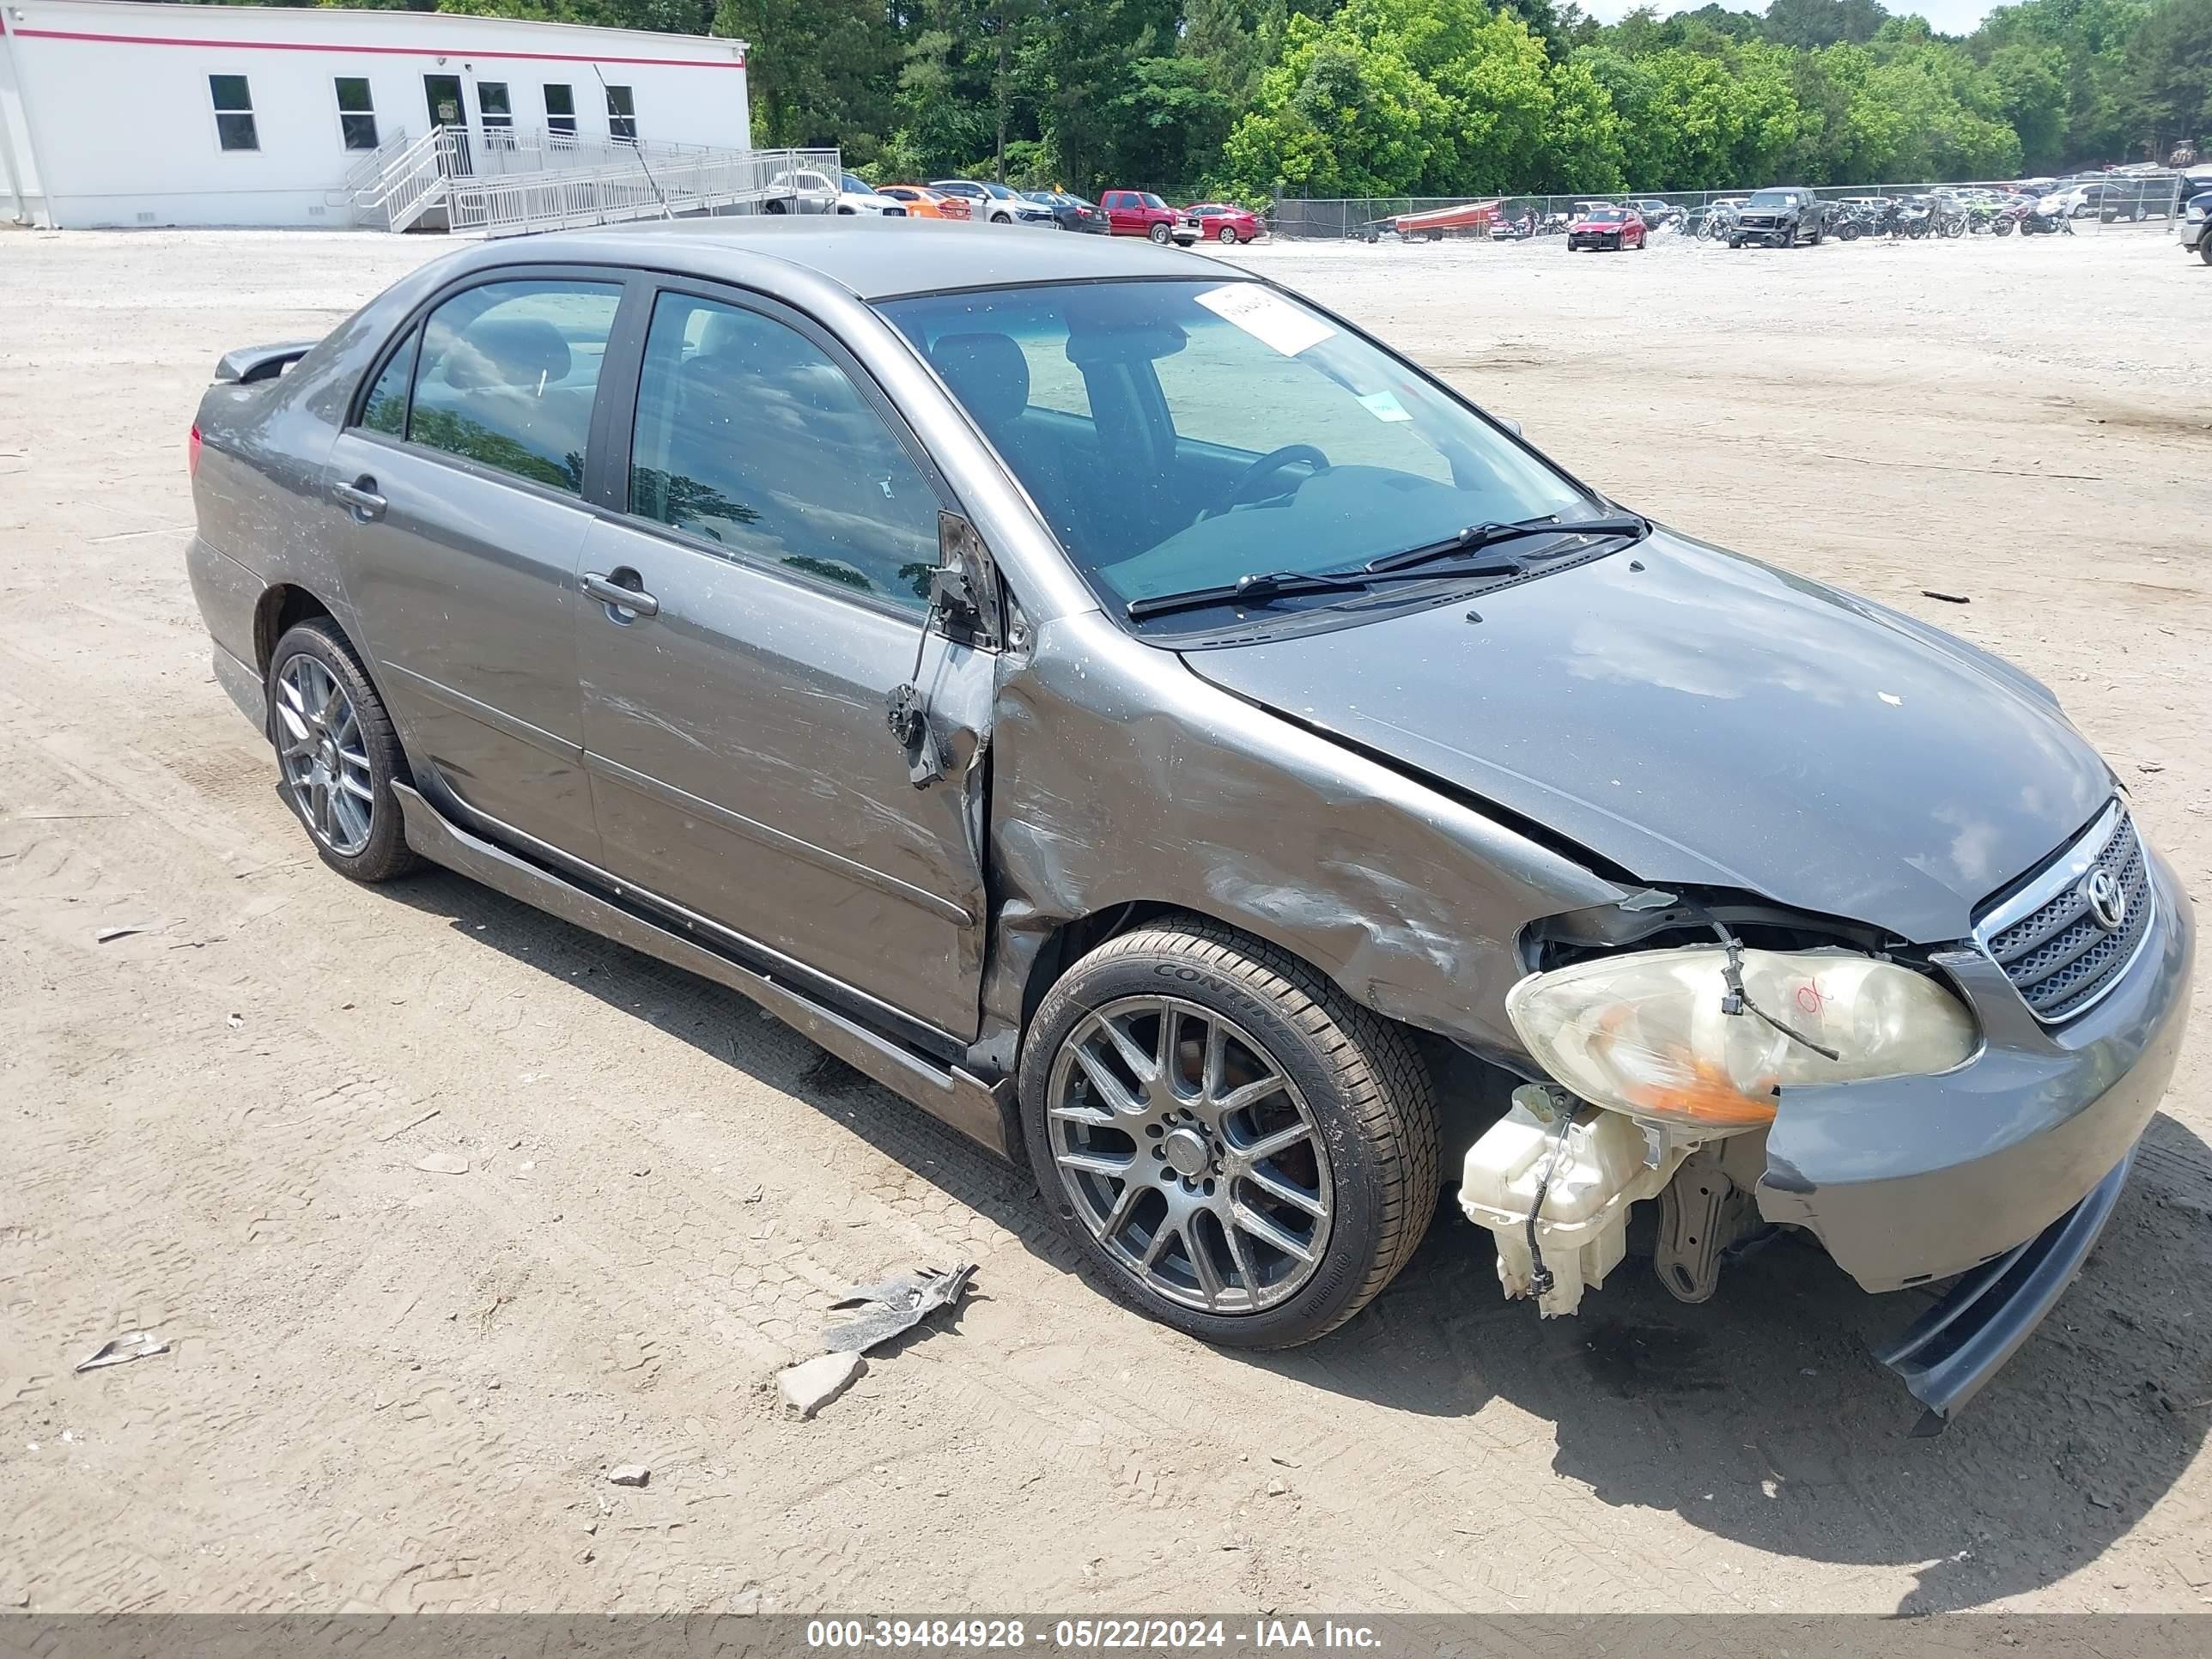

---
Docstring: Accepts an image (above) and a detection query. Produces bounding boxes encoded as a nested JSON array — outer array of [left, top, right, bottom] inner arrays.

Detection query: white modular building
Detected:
[[0, 0, 752, 228]]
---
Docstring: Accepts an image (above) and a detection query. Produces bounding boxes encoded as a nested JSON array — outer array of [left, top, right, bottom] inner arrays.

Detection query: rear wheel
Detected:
[[1218, 224, 1237, 245], [1021, 917, 1439, 1348], [267, 619, 418, 884]]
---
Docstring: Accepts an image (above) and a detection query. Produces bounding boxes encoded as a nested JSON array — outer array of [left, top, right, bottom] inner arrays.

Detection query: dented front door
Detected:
[[572, 282, 992, 1040]]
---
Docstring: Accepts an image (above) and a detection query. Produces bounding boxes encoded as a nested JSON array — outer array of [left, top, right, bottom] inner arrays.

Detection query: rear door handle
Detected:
[[581, 570, 659, 618], [334, 477, 386, 520]]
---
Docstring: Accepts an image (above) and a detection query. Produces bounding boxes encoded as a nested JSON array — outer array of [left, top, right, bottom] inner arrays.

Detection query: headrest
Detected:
[[929, 332, 1029, 429], [441, 317, 570, 391]]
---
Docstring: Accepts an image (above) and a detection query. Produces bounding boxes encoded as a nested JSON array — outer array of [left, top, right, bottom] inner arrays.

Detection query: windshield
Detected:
[[1748, 190, 1796, 208], [878, 278, 1595, 627], [1583, 209, 1626, 222], [842, 173, 875, 195]]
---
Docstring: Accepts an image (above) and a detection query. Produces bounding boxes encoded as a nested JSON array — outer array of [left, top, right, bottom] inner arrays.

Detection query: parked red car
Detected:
[[1100, 189, 1194, 245], [1181, 202, 1263, 245], [1566, 204, 1647, 252]]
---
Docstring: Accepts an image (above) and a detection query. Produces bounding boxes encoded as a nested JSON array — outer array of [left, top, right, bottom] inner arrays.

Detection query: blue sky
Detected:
[[1581, 1, 1996, 32]]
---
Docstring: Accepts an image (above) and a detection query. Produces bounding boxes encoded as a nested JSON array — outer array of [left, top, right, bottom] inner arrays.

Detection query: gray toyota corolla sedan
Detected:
[[185, 220, 2191, 1428]]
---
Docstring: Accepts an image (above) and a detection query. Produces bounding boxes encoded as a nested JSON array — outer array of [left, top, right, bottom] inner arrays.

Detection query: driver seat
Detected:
[[928, 333, 1088, 557]]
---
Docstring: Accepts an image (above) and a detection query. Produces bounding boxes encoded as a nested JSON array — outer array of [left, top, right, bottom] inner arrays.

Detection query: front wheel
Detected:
[[1020, 918, 1439, 1348], [1147, 222, 1172, 245], [992, 210, 1012, 224], [267, 619, 419, 884]]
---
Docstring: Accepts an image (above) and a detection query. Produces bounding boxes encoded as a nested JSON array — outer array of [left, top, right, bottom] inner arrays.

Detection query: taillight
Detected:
[[188, 424, 202, 477]]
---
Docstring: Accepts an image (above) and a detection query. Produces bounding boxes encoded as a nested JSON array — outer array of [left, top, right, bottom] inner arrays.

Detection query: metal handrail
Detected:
[[350, 123, 838, 235]]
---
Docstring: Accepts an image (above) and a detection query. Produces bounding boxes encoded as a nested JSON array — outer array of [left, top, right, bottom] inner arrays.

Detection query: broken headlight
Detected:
[[1504, 948, 1978, 1133]]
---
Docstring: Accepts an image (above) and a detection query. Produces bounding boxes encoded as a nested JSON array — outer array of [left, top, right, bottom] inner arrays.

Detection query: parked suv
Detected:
[[1730, 186, 1825, 247], [184, 222, 2191, 1429], [1101, 190, 1195, 244]]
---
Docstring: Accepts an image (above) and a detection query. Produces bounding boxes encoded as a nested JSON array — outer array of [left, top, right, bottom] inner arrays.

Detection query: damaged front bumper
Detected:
[[1759, 844, 2193, 1423]]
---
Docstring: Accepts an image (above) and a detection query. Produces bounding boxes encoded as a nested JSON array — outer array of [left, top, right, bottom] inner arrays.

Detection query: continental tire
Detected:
[[1020, 916, 1439, 1348]]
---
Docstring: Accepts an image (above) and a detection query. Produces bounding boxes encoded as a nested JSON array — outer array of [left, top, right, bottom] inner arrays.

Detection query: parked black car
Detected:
[[1024, 191, 1109, 234], [1729, 186, 1825, 247]]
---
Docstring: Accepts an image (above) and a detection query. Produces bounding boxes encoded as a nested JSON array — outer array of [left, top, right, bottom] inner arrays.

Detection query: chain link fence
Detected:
[[1269, 174, 2187, 240]]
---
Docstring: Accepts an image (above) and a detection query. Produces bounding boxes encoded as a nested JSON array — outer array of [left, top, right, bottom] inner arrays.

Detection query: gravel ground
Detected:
[[2, 222, 2209, 1617]]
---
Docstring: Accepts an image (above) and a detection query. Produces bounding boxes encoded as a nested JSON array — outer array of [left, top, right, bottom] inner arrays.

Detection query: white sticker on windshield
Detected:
[[1357, 390, 1412, 422], [1194, 284, 1335, 358]]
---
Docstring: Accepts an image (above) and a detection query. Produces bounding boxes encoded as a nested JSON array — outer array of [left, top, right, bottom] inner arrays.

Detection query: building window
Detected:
[[478, 82, 513, 146], [544, 83, 576, 137], [209, 75, 258, 152], [334, 77, 379, 152], [605, 84, 636, 143]]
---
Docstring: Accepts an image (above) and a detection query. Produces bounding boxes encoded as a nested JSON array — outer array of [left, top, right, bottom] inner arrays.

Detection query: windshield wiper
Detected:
[[1127, 568, 1376, 622], [1123, 515, 1648, 623], [1364, 514, 1647, 574]]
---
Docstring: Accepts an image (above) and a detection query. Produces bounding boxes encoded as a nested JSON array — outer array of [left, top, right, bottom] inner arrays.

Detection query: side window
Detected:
[[334, 77, 378, 151], [605, 84, 637, 142], [627, 293, 939, 614], [544, 83, 576, 137], [210, 75, 258, 152], [359, 328, 416, 436], [405, 279, 622, 495]]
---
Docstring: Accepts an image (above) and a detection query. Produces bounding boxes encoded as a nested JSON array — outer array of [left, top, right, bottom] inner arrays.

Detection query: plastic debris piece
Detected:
[[76, 1332, 169, 1372], [414, 1152, 470, 1176], [823, 1262, 975, 1354]]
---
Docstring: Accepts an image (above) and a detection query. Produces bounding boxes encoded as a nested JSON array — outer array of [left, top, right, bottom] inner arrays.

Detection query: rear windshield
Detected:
[[878, 279, 1595, 629]]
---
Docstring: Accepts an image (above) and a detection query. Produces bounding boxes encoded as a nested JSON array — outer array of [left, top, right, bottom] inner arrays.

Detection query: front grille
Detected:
[[1979, 805, 2154, 1022]]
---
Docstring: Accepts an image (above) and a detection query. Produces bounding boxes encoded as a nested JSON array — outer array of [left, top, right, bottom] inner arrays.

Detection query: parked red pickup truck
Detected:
[[1100, 190, 1197, 245]]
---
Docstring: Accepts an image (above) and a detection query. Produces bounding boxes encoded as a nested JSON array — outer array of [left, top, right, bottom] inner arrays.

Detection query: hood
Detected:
[[1180, 529, 2113, 944]]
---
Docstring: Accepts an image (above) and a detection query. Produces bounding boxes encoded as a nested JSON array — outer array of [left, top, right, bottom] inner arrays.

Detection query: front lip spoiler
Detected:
[[1874, 1146, 2134, 1435]]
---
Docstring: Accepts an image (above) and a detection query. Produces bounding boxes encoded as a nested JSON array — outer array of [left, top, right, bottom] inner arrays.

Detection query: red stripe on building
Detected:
[[12, 28, 744, 70]]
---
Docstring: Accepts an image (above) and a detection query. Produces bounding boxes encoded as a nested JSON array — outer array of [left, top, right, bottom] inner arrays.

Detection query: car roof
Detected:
[[478, 216, 1234, 301]]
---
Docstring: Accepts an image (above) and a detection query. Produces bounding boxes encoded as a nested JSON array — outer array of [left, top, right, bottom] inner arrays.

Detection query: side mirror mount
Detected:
[[885, 514, 1003, 788], [931, 510, 1001, 651], [1496, 416, 1523, 438]]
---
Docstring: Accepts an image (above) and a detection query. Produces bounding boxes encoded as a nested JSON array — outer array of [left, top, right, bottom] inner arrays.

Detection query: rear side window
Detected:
[[404, 279, 623, 495], [360, 331, 416, 436], [626, 292, 938, 613]]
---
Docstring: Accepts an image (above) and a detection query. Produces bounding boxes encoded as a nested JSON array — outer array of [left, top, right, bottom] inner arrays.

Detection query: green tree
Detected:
[[2124, 0, 2212, 153]]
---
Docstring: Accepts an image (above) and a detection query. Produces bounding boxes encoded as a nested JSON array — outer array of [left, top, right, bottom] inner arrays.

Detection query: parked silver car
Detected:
[[185, 222, 2191, 1428]]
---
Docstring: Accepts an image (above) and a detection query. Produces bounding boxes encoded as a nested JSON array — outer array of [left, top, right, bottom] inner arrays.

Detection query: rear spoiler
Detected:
[[213, 340, 319, 385]]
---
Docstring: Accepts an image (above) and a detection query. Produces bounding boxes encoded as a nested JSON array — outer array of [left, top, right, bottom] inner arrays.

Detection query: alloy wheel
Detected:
[[274, 653, 374, 856], [1046, 994, 1334, 1313]]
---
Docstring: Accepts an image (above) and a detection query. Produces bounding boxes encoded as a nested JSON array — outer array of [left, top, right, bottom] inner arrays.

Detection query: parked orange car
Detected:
[[878, 185, 971, 221]]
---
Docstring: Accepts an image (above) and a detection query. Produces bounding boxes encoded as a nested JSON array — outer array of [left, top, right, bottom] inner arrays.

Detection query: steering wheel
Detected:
[[1224, 444, 1331, 509]]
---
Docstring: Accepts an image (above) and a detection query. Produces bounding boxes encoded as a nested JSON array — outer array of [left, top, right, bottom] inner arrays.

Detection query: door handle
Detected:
[[334, 477, 386, 520], [581, 570, 659, 618]]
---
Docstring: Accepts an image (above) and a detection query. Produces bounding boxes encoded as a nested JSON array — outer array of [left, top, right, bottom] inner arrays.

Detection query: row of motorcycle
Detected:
[[1693, 194, 2073, 240]]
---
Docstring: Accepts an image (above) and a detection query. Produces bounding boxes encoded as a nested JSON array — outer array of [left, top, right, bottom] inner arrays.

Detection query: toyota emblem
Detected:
[[2081, 868, 2127, 933]]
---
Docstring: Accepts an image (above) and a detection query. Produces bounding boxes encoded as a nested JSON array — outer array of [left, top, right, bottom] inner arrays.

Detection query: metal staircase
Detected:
[[348, 125, 839, 237]]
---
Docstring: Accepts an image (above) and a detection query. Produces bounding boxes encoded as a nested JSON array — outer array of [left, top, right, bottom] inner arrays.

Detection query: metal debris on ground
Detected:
[[94, 921, 163, 944], [1920, 589, 1972, 604], [75, 1331, 170, 1372], [823, 1262, 976, 1354]]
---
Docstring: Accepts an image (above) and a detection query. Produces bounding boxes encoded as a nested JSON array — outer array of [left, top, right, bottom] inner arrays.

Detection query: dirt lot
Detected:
[[2, 222, 2209, 1618]]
